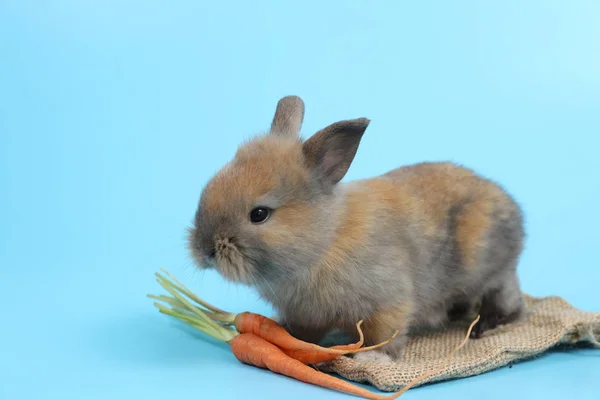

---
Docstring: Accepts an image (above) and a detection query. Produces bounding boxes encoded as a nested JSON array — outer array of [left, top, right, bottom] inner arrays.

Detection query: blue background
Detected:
[[1, 1, 599, 399]]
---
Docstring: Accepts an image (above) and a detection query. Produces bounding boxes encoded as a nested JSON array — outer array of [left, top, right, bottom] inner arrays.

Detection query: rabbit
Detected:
[[187, 95, 526, 360]]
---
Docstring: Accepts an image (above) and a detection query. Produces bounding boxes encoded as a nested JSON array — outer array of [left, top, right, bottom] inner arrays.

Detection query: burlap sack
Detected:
[[320, 295, 600, 392]]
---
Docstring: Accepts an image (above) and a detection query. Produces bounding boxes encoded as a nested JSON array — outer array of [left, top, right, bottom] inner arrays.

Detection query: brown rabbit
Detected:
[[188, 96, 525, 360]]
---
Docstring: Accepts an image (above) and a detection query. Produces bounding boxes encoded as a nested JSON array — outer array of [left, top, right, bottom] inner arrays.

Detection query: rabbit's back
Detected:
[[380, 161, 523, 270], [360, 161, 525, 332]]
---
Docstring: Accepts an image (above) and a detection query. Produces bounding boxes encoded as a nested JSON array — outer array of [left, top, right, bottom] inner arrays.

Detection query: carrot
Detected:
[[230, 332, 394, 399], [149, 268, 481, 399], [152, 269, 398, 358], [281, 322, 366, 365], [282, 343, 362, 365], [231, 314, 479, 400], [152, 300, 391, 398], [234, 311, 399, 356]]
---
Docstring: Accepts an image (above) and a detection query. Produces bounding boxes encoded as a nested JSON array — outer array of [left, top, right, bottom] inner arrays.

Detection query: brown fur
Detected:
[[315, 189, 372, 273], [188, 96, 526, 359], [361, 301, 415, 347]]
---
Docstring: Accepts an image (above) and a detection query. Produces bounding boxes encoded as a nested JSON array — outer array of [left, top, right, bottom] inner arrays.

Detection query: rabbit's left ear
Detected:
[[270, 95, 305, 137], [302, 118, 370, 186]]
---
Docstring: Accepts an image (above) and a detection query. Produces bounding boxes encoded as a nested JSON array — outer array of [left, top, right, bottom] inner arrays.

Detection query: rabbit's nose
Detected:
[[215, 236, 236, 255]]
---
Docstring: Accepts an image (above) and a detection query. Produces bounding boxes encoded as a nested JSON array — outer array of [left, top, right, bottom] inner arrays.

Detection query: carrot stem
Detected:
[[154, 276, 229, 334], [153, 302, 237, 342], [148, 294, 198, 312], [154, 272, 236, 323], [158, 268, 234, 318], [148, 293, 232, 323]]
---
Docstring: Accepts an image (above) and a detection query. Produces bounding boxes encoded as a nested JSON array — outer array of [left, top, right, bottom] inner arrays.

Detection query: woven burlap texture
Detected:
[[320, 295, 600, 392]]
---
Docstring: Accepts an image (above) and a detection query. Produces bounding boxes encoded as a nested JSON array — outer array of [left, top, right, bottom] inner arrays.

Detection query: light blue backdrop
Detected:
[[1, 1, 598, 399]]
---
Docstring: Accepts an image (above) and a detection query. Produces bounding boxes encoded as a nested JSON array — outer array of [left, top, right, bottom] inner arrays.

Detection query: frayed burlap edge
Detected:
[[319, 295, 600, 392]]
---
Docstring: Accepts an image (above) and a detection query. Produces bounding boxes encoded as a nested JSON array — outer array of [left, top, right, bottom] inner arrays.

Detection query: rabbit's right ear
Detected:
[[302, 118, 370, 186], [270, 96, 305, 137]]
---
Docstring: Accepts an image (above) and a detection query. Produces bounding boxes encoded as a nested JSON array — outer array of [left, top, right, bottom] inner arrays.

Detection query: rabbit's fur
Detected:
[[189, 96, 525, 358]]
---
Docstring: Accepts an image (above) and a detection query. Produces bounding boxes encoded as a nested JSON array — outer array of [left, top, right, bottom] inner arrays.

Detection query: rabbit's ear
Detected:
[[270, 96, 305, 137], [302, 118, 370, 186]]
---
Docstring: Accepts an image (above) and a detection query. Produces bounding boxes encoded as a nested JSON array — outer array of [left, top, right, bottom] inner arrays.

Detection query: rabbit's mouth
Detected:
[[212, 235, 255, 285], [188, 224, 264, 286]]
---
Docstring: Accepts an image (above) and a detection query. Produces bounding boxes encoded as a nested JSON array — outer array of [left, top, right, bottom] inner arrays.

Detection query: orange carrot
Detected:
[[282, 342, 363, 365], [234, 311, 398, 356], [155, 269, 398, 363], [230, 332, 394, 399], [151, 269, 481, 399], [230, 315, 480, 399], [282, 322, 365, 365], [154, 269, 396, 357]]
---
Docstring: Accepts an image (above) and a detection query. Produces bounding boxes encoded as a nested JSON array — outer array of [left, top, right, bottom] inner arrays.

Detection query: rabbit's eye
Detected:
[[249, 207, 271, 224]]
